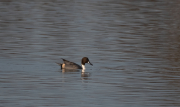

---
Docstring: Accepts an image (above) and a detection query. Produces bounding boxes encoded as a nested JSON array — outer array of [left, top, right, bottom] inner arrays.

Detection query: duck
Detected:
[[57, 57, 93, 70]]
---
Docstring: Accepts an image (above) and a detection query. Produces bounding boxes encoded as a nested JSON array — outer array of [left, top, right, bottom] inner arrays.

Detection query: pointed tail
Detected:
[[56, 62, 63, 69]]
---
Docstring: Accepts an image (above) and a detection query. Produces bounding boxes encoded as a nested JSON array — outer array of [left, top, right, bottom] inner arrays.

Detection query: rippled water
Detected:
[[1, 0, 180, 107]]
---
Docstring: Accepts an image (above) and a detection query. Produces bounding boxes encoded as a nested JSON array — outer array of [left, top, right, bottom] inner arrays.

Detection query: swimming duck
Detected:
[[57, 57, 93, 70]]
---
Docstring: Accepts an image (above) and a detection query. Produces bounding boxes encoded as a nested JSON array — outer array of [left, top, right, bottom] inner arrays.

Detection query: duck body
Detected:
[[61, 58, 82, 69], [57, 57, 93, 70]]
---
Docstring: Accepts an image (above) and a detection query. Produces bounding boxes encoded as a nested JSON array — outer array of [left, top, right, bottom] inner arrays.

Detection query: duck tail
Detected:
[[56, 62, 63, 69]]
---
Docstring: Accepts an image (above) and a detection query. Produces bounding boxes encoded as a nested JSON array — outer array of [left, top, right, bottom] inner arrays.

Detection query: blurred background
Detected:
[[0, 0, 180, 107]]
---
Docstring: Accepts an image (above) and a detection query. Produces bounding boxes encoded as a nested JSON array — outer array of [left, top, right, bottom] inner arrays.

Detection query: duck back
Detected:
[[62, 59, 82, 69]]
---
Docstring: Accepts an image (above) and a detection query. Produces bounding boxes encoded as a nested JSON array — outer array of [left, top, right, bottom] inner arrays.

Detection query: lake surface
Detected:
[[0, 0, 180, 107]]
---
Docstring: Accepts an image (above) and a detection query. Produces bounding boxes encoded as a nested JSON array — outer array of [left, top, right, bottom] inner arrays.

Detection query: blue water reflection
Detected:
[[0, 0, 180, 107]]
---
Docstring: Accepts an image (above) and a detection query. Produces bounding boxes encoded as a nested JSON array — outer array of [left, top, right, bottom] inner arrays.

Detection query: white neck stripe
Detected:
[[82, 65, 86, 70]]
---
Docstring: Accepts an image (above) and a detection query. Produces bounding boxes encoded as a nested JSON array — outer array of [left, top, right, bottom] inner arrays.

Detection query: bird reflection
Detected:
[[61, 69, 79, 73], [60, 69, 91, 80], [81, 70, 91, 80]]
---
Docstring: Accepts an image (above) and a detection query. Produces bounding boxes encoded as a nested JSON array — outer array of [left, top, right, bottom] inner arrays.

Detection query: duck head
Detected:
[[81, 57, 93, 66]]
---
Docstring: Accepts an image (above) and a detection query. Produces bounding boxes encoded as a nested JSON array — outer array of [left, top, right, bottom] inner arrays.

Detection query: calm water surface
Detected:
[[0, 0, 180, 107]]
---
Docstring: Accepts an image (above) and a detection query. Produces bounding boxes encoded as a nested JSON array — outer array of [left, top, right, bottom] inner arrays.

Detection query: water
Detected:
[[0, 0, 180, 107]]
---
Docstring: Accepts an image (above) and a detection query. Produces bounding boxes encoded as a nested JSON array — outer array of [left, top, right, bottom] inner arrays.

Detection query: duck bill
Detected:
[[88, 61, 93, 66]]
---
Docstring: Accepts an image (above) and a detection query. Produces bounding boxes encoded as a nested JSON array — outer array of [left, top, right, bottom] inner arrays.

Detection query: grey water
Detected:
[[0, 0, 180, 107]]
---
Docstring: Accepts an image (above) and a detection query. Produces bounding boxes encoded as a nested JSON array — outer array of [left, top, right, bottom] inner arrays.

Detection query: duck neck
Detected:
[[82, 64, 86, 70]]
